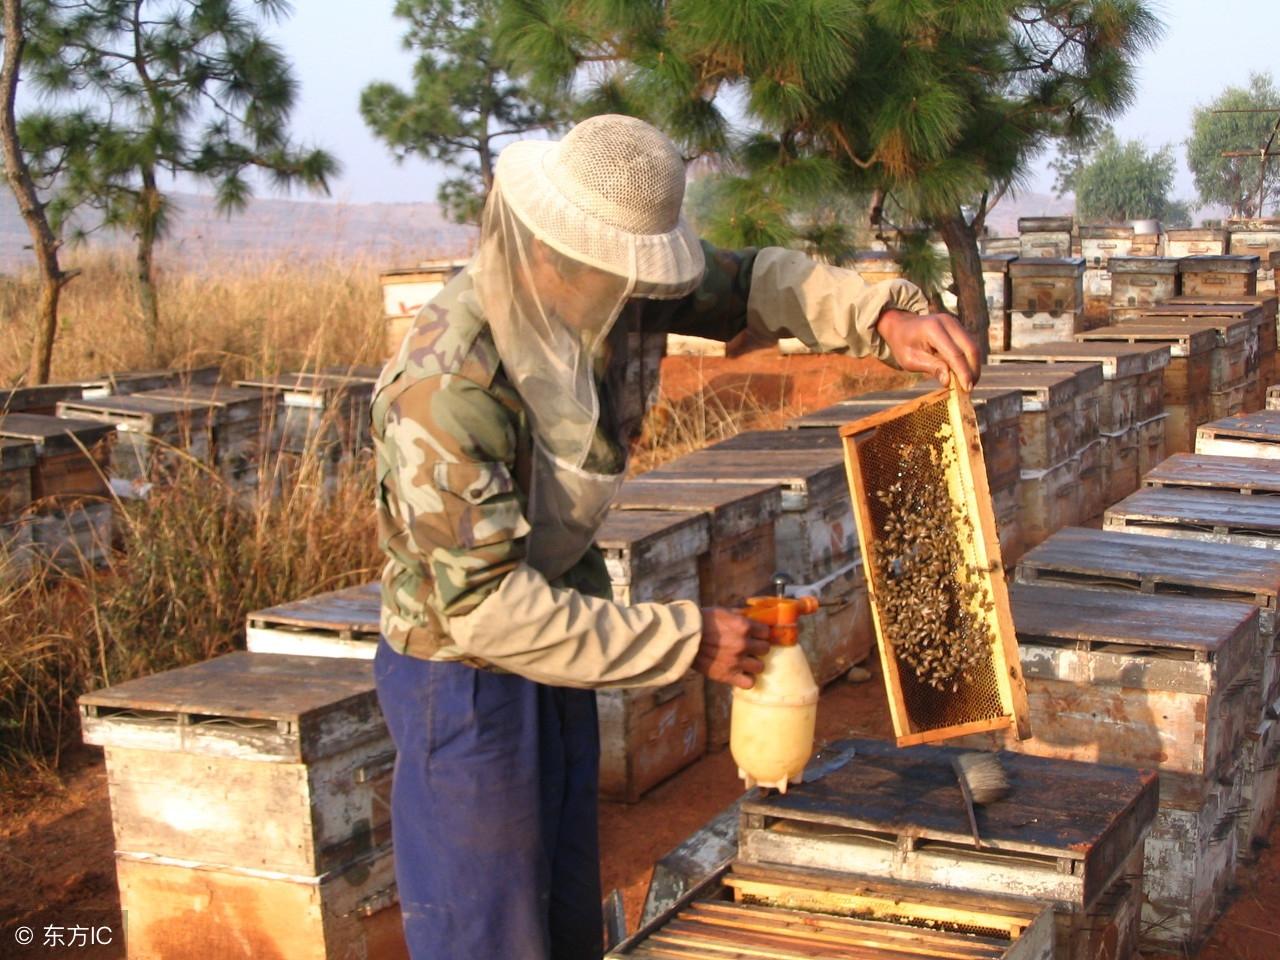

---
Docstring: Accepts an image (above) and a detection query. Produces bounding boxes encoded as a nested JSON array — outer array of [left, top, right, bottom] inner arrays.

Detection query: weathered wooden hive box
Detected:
[[78, 652, 407, 960], [983, 252, 1018, 352], [379, 261, 467, 356], [737, 738, 1156, 960], [1105, 485, 1280, 552], [1080, 226, 1135, 322], [595, 508, 710, 801], [1107, 257, 1179, 321], [611, 861, 1057, 960], [0, 414, 115, 569], [841, 390, 1031, 746], [233, 373, 374, 458], [1196, 410, 1280, 459], [247, 581, 381, 659], [142, 384, 279, 488], [56, 394, 219, 484], [962, 582, 1257, 951], [1164, 227, 1227, 259], [1178, 254, 1260, 298], [1009, 258, 1086, 347], [1017, 522, 1280, 861], [78, 365, 222, 399], [0, 439, 36, 572], [788, 385, 1025, 561], [987, 344, 1170, 509], [1077, 323, 1216, 454], [1017, 217, 1073, 259], [1136, 308, 1258, 417], [1227, 218, 1280, 291], [1166, 293, 1279, 393]]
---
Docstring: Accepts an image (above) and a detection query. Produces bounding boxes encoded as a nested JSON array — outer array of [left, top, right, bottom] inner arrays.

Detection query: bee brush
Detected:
[[952, 752, 1011, 849]]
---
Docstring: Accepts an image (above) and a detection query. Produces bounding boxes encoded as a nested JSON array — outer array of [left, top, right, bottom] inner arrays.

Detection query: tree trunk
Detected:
[[1, 0, 69, 384], [934, 207, 990, 361], [136, 170, 162, 361]]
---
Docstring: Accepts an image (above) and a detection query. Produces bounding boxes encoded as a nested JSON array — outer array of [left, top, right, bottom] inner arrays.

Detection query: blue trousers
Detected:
[[374, 638, 604, 960]]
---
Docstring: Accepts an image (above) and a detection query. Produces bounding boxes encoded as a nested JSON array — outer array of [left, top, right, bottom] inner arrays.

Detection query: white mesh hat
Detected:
[[470, 116, 706, 471], [494, 114, 705, 298]]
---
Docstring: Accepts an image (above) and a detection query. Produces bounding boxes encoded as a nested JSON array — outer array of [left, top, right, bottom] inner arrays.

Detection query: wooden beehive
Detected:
[[975, 366, 1084, 469], [612, 861, 1057, 960], [246, 581, 381, 658], [1009, 258, 1086, 347], [1132, 310, 1253, 418], [79, 365, 221, 399], [1227, 219, 1280, 290], [1178, 254, 1260, 297], [56, 394, 219, 483], [1164, 228, 1227, 258], [23, 500, 113, 570], [0, 413, 114, 508], [1018, 217, 1073, 259], [1165, 295, 1278, 398], [983, 252, 1017, 352], [1104, 486, 1280, 550], [233, 373, 374, 457], [0, 438, 35, 522], [595, 509, 709, 801], [1108, 257, 1180, 320], [840, 389, 1030, 745], [0, 381, 93, 416], [143, 384, 278, 487], [640, 446, 855, 583], [79, 652, 405, 960], [1136, 413, 1168, 477], [737, 737, 1156, 960], [1077, 324, 1216, 453], [1196, 411, 1280, 459], [1080, 224, 1135, 268]]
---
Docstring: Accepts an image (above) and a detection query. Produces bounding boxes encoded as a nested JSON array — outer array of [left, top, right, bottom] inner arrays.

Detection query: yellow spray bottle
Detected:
[[730, 576, 819, 793]]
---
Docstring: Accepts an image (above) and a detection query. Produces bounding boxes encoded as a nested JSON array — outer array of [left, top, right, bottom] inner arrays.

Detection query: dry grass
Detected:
[[1, 250, 386, 385]]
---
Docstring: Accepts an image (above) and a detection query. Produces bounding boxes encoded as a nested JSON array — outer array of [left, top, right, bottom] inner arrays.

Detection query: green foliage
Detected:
[[1073, 131, 1175, 222], [361, 0, 563, 224], [1186, 73, 1280, 218], [496, 0, 1162, 333]]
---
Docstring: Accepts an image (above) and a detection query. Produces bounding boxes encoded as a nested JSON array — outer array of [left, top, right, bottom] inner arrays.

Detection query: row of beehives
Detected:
[[0, 364, 381, 576], [625, 407, 1280, 959]]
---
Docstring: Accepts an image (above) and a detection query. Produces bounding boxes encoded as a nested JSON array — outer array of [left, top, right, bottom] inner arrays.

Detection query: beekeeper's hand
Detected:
[[877, 308, 981, 391], [696, 609, 772, 689]]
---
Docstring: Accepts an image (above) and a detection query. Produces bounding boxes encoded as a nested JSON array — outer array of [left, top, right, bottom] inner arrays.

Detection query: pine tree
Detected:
[[497, 0, 1162, 349], [19, 0, 338, 361], [361, 0, 564, 225]]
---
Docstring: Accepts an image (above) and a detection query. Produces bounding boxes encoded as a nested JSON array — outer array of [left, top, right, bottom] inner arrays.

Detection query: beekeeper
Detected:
[[371, 114, 979, 960]]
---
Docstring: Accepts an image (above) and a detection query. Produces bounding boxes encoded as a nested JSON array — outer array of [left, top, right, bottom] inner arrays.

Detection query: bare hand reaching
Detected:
[[877, 308, 982, 391], [695, 608, 772, 689]]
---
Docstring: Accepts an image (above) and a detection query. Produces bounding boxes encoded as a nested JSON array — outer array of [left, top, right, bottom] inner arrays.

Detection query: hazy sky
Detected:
[[31, 1, 1280, 208]]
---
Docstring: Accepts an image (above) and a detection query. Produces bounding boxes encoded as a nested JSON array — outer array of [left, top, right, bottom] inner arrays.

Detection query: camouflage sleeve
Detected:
[[379, 373, 704, 688]]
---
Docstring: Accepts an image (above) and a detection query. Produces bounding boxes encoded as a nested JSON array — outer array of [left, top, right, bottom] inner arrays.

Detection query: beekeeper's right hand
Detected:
[[695, 609, 772, 688]]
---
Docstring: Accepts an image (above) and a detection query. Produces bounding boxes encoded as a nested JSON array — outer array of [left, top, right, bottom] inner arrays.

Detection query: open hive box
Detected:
[[840, 388, 1030, 745]]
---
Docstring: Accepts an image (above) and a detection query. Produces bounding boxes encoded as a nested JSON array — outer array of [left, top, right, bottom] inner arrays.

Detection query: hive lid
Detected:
[[1011, 580, 1258, 656], [1198, 412, 1280, 443], [614, 480, 783, 540], [0, 437, 37, 471], [1131, 313, 1251, 346], [143, 384, 268, 409], [1077, 323, 1218, 356], [81, 366, 221, 397], [248, 582, 381, 634], [1107, 485, 1280, 536], [55, 395, 219, 433], [1079, 224, 1135, 239], [0, 382, 92, 414], [1017, 216, 1073, 232], [233, 373, 365, 396], [1008, 256, 1086, 276], [595, 508, 710, 562], [980, 252, 1018, 269], [711, 429, 843, 453], [989, 342, 1169, 378], [1141, 302, 1266, 327], [787, 385, 1022, 431], [1226, 217, 1280, 233], [1165, 228, 1227, 242], [1108, 256, 1179, 275], [977, 365, 1080, 409], [1019, 525, 1280, 606], [742, 735, 1156, 902], [1178, 254, 1260, 274], [0, 413, 117, 453], [78, 652, 383, 762], [642, 448, 847, 505]]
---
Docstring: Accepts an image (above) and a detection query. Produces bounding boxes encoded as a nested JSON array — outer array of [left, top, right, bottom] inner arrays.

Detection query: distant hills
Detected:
[[0, 187, 1077, 274]]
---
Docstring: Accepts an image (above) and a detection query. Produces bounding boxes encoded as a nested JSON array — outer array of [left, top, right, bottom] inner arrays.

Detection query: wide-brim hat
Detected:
[[493, 115, 706, 300]]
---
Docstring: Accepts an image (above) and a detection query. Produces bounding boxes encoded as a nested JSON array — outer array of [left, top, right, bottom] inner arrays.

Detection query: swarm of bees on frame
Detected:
[[871, 440, 995, 693]]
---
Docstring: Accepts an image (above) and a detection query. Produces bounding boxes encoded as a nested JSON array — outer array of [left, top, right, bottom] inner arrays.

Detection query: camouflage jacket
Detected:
[[372, 242, 927, 687]]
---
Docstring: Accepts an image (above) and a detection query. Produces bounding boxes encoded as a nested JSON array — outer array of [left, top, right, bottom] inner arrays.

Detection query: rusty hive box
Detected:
[[612, 861, 1056, 960], [738, 737, 1156, 948], [247, 582, 380, 659], [840, 389, 1030, 745]]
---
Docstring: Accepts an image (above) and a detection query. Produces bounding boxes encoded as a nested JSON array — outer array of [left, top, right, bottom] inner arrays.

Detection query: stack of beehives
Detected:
[[1227, 218, 1280, 292], [1079, 224, 1136, 324], [79, 653, 407, 960]]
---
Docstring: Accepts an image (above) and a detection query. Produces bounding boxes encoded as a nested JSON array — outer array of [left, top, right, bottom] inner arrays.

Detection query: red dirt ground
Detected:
[[2, 349, 1278, 957]]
